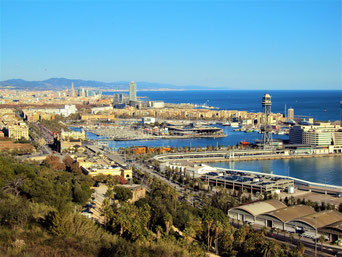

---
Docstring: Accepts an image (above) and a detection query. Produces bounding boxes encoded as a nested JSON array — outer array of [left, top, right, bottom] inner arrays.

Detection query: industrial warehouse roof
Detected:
[[259, 205, 316, 223], [319, 221, 342, 235], [291, 210, 342, 229], [324, 221, 342, 231], [229, 200, 286, 217]]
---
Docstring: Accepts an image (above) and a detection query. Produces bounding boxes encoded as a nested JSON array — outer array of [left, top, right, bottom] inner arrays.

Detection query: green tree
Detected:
[[163, 212, 173, 235], [114, 186, 133, 202], [260, 240, 280, 257], [72, 182, 91, 205], [200, 206, 228, 252], [110, 202, 151, 241], [0, 195, 31, 228]]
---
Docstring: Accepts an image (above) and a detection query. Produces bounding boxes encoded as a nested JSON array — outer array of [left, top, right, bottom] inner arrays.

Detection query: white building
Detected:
[[148, 101, 165, 108], [91, 106, 113, 114], [185, 164, 218, 178], [28, 105, 77, 117], [161, 161, 218, 178], [289, 123, 342, 146], [302, 130, 332, 146], [7, 122, 29, 140], [142, 117, 156, 125]]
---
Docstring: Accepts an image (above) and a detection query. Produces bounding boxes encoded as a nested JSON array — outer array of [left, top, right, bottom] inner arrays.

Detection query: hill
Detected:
[[0, 78, 222, 91]]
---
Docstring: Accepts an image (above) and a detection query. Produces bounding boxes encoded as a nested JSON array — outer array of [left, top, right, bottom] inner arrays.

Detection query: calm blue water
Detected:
[[209, 157, 342, 186], [104, 90, 342, 121]]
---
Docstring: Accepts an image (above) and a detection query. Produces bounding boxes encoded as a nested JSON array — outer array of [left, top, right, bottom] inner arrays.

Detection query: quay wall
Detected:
[[191, 153, 342, 163]]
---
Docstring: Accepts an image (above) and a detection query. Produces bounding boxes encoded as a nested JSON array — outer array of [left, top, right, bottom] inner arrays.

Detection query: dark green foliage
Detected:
[[211, 188, 238, 213], [72, 182, 90, 205], [0, 155, 92, 210], [114, 186, 133, 202], [338, 203, 342, 212], [0, 195, 30, 228]]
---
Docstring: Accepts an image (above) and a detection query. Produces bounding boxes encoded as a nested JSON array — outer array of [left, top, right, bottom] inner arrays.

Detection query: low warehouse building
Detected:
[[256, 205, 316, 230], [228, 199, 286, 223], [319, 221, 342, 242], [287, 210, 342, 237]]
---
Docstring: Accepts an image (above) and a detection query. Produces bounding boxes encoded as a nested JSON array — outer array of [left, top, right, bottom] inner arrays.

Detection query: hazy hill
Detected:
[[0, 78, 221, 91]]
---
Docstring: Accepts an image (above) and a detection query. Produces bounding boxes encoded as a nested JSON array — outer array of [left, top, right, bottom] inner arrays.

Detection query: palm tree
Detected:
[[289, 232, 294, 244], [296, 243, 305, 256], [260, 240, 280, 257], [319, 235, 325, 251]]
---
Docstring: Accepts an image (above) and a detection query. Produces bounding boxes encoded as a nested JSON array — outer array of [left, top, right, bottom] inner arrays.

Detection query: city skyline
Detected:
[[1, 1, 342, 255], [1, 0, 341, 90]]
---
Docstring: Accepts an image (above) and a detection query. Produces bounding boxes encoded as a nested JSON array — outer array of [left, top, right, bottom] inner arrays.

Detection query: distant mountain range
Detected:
[[0, 78, 223, 91]]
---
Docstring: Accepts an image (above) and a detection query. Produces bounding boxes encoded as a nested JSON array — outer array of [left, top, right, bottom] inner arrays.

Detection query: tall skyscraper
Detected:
[[288, 108, 294, 120], [129, 81, 137, 102]]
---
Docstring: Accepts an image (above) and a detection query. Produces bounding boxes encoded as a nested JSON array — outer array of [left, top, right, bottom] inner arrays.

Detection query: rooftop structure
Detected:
[[228, 200, 286, 223], [258, 205, 315, 223], [319, 220, 342, 242], [202, 170, 294, 193], [289, 210, 342, 230], [167, 123, 224, 137]]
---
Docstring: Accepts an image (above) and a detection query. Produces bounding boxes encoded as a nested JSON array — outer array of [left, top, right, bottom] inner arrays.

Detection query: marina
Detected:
[[80, 125, 288, 148]]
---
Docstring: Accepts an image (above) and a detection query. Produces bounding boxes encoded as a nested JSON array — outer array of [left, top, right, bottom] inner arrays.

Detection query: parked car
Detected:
[[336, 193, 342, 198]]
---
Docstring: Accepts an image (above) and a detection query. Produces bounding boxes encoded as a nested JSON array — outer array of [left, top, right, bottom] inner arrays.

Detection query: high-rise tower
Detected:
[[129, 81, 137, 102], [71, 82, 76, 97], [261, 93, 272, 148], [288, 108, 294, 120]]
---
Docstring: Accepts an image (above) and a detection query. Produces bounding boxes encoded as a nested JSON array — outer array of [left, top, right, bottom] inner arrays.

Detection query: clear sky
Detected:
[[0, 0, 341, 90]]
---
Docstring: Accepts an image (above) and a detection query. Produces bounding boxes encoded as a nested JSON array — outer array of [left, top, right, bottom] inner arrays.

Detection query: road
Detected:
[[28, 122, 53, 155]]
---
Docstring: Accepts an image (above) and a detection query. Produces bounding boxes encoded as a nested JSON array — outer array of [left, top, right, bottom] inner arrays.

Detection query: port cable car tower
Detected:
[[261, 93, 272, 148]]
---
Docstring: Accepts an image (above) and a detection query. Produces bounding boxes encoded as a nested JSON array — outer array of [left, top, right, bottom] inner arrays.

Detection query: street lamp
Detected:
[[314, 216, 317, 257]]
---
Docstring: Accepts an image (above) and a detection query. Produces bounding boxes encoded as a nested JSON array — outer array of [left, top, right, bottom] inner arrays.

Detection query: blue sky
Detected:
[[0, 0, 341, 89]]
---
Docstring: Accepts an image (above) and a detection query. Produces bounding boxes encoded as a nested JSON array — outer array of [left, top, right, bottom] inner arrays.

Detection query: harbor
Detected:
[[82, 124, 227, 141]]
